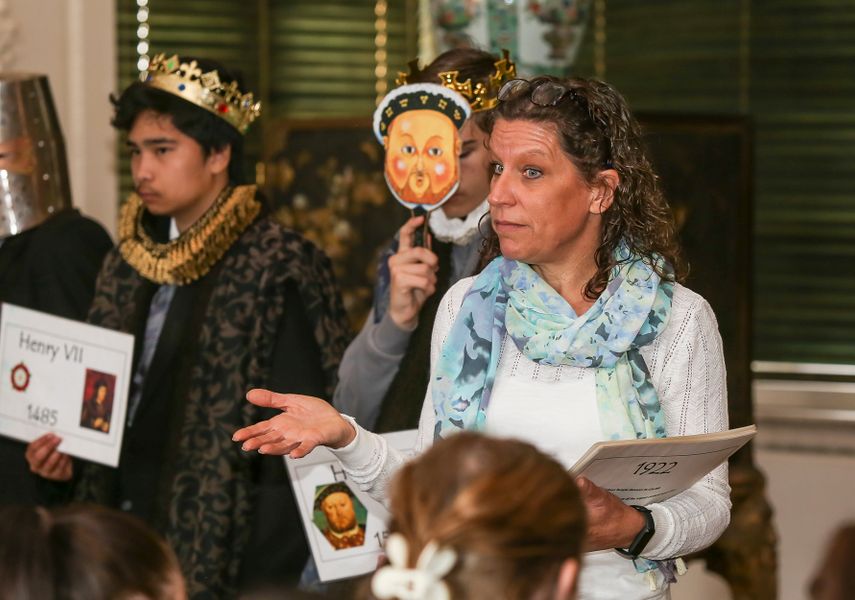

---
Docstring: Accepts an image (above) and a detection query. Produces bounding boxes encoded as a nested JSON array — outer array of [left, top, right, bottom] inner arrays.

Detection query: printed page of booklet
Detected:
[[570, 425, 757, 505]]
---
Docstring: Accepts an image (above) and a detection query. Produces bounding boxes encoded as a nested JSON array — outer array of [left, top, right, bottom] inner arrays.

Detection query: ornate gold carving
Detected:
[[143, 54, 261, 134], [118, 185, 261, 285], [396, 49, 517, 112]]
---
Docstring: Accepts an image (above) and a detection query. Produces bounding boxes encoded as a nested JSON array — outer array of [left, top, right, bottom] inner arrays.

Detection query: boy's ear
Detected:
[[206, 144, 231, 176]]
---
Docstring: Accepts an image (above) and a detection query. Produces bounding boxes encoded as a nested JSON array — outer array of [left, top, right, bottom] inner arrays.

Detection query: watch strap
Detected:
[[615, 505, 655, 559]]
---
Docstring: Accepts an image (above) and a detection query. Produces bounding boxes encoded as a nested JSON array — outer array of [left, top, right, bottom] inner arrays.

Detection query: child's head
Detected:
[[373, 432, 585, 600], [0, 504, 185, 600]]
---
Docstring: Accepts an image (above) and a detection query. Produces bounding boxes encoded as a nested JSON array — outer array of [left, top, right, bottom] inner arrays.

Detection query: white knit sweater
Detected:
[[333, 277, 731, 598]]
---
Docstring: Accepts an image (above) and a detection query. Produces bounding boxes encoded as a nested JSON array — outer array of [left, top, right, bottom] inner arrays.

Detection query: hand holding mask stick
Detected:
[[373, 83, 471, 248]]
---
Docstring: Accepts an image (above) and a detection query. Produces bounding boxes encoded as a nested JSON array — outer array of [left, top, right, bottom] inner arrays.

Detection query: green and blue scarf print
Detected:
[[432, 244, 676, 580]]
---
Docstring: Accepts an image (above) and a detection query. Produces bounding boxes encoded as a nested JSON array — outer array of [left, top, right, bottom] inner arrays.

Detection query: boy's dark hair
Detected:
[[111, 57, 247, 184]]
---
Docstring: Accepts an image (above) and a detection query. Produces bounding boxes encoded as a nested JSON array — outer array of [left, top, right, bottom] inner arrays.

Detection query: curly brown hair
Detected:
[[480, 76, 685, 299], [369, 432, 585, 600]]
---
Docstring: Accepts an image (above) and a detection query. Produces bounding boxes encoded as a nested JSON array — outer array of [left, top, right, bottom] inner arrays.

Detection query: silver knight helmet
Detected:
[[0, 73, 72, 238]]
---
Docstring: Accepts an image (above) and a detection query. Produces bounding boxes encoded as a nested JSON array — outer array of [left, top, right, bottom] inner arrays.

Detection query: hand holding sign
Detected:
[[25, 433, 72, 481], [0, 304, 134, 467]]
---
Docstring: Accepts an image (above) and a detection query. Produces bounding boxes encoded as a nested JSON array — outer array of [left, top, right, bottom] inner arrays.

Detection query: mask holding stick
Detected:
[[373, 84, 471, 247]]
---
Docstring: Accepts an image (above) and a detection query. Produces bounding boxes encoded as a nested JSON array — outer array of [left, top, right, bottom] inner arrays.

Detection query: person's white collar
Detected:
[[429, 198, 488, 245], [326, 524, 363, 539]]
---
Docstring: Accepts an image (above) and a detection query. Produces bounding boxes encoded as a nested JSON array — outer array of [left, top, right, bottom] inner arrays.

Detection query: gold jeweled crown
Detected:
[[142, 53, 261, 134], [395, 49, 516, 112]]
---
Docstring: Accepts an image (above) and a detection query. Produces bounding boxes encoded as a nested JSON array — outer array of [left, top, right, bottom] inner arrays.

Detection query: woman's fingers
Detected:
[[393, 272, 436, 295], [258, 440, 302, 456], [245, 388, 289, 409], [397, 215, 426, 251], [235, 390, 353, 456], [393, 261, 439, 281], [389, 246, 439, 270], [240, 423, 288, 451]]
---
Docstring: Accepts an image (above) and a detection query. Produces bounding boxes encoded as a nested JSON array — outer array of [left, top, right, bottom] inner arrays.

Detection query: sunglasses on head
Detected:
[[496, 78, 614, 170], [497, 78, 580, 107]]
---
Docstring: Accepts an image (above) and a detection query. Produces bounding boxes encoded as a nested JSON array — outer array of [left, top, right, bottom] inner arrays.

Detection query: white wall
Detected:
[[753, 379, 855, 600], [674, 382, 855, 600], [4, 0, 118, 237]]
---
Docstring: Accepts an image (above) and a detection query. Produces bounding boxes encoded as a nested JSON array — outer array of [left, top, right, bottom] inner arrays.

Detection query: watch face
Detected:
[[11, 362, 31, 392]]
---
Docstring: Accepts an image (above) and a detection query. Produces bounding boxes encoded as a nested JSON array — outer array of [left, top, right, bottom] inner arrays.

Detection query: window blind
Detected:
[[574, 0, 855, 366], [116, 0, 416, 196]]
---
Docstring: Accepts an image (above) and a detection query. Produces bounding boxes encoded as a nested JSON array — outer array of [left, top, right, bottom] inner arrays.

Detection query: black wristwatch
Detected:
[[615, 505, 655, 559]]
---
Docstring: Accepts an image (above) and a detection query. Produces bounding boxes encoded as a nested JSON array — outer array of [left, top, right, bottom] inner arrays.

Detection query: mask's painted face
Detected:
[[384, 109, 461, 209]]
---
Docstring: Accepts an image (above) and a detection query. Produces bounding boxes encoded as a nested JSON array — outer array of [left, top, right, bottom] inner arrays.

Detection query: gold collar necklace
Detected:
[[118, 184, 261, 285]]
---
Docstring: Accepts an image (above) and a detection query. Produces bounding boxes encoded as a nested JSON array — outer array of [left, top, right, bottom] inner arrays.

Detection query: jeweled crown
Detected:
[[395, 49, 516, 112], [143, 53, 261, 134]]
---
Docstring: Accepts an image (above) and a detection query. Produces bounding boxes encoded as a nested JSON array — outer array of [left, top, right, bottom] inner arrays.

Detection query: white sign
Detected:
[[0, 303, 134, 467], [286, 429, 418, 582]]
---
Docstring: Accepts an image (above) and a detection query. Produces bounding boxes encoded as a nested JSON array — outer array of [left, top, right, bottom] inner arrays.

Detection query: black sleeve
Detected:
[[238, 281, 329, 590], [32, 213, 113, 320], [265, 281, 328, 399]]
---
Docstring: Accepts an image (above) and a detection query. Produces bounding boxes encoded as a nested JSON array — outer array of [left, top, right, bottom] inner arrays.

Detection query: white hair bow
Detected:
[[371, 533, 458, 600]]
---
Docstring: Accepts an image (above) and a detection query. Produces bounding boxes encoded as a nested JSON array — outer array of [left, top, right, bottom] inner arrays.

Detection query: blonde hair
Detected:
[[379, 432, 585, 600]]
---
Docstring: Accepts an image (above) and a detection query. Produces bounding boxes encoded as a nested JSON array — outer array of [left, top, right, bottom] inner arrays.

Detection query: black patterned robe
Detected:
[[74, 212, 351, 599]]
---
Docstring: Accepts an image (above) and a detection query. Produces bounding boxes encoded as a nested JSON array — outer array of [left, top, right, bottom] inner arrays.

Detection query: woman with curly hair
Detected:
[[235, 75, 730, 599]]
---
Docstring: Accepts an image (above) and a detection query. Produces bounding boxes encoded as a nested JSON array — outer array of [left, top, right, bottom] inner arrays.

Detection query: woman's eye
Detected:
[[427, 147, 442, 157], [523, 167, 542, 179], [490, 162, 504, 176], [401, 145, 416, 155]]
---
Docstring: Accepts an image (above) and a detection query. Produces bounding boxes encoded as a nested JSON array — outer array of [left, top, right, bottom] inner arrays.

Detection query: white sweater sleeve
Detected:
[[640, 289, 732, 559], [329, 278, 470, 500]]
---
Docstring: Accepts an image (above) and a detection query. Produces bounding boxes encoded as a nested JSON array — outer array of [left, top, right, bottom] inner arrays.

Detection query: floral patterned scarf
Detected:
[[432, 246, 675, 578], [433, 247, 673, 441]]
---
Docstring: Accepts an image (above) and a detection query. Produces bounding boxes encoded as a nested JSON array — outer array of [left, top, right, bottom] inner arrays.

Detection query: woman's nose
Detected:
[[488, 173, 513, 206]]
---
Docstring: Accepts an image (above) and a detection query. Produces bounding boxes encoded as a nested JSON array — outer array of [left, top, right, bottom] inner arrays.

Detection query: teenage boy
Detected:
[[27, 54, 351, 598]]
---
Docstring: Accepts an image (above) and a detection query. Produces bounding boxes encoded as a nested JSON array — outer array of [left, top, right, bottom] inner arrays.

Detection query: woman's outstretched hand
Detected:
[[232, 389, 357, 458]]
